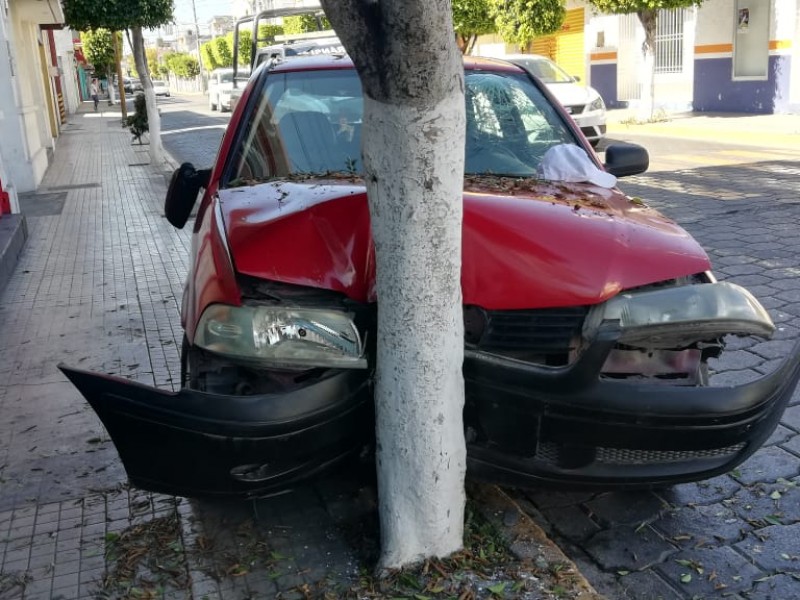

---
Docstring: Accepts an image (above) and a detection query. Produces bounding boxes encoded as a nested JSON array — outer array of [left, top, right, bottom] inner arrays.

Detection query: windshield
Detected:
[[153, 80, 165, 86], [220, 72, 234, 83], [226, 68, 576, 185], [512, 57, 575, 84]]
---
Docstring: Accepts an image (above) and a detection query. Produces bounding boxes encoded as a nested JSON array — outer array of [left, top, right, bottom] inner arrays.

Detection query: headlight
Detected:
[[587, 282, 774, 348], [589, 95, 605, 112], [195, 304, 367, 369]]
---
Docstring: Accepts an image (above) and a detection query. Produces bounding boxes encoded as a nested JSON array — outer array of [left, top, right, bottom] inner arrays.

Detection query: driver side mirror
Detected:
[[165, 163, 211, 229], [604, 143, 649, 178]]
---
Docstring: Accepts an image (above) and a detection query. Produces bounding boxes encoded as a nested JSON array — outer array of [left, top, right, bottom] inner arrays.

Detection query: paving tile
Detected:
[[654, 546, 763, 596], [583, 525, 678, 571]]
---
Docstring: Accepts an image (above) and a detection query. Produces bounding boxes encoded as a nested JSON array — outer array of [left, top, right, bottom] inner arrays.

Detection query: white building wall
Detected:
[[55, 28, 80, 115], [793, 2, 800, 102], [606, 8, 695, 109], [1, 0, 63, 193]]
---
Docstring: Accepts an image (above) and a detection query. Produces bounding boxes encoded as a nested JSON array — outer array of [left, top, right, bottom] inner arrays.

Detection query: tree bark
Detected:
[[131, 26, 164, 165], [320, 0, 467, 570], [636, 9, 657, 120]]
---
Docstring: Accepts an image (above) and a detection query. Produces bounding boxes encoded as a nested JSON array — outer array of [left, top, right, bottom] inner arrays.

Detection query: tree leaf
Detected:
[[680, 573, 692, 584]]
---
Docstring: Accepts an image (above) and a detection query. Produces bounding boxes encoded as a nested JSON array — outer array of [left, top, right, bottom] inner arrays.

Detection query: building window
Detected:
[[654, 8, 684, 74]]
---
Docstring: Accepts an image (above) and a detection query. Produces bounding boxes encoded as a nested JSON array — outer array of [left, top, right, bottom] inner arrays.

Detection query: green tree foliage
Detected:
[[200, 42, 218, 70], [145, 47, 159, 78], [232, 24, 285, 66], [164, 52, 200, 78], [63, 0, 172, 31], [452, 0, 496, 54], [211, 36, 233, 68], [489, 0, 566, 46], [282, 14, 331, 34], [258, 23, 284, 44], [81, 28, 116, 78]]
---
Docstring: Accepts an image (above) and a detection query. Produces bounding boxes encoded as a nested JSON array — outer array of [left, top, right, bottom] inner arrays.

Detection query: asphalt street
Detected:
[[158, 92, 800, 599]]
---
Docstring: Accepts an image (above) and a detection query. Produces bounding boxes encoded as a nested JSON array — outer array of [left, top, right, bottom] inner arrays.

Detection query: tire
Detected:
[[209, 97, 217, 111]]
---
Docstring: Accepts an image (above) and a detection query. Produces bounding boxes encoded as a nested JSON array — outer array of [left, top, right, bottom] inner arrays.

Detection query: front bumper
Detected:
[[58, 365, 372, 498], [572, 111, 606, 142], [465, 324, 800, 489]]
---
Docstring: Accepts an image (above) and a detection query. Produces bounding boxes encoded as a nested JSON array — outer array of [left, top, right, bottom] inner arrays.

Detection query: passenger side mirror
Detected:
[[164, 163, 211, 229], [604, 143, 649, 178]]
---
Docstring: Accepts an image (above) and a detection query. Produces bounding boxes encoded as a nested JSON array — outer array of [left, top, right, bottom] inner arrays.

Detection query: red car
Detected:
[[60, 56, 800, 498]]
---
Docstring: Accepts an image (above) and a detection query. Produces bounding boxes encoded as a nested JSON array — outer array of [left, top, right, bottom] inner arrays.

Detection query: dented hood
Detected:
[[218, 180, 710, 310]]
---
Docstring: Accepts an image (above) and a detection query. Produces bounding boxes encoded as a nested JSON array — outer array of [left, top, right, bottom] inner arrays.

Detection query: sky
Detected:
[[171, 0, 236, 28]]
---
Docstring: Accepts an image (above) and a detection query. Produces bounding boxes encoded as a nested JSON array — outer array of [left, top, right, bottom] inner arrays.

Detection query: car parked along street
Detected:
[[59, 55, 800, 500], [502, 53, 607, 147]]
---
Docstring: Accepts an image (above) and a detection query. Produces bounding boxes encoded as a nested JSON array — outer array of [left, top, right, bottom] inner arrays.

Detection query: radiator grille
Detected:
[[537, 442, 745, 466], [466, 306, 587, 356]]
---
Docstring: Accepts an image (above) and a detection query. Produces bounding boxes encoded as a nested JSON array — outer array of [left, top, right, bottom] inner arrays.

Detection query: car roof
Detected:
[[501, 53, 550, 62], [268, 54, 525, 74]]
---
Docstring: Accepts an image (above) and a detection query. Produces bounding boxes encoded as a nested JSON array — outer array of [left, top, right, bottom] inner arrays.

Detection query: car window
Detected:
[[220, 72, 233, 83], [153, 80, 165, 86], [226, 68, 578, 185]]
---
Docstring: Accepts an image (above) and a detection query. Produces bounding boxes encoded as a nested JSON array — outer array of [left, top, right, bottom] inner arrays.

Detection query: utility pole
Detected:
[[190, 0, 205, 91]]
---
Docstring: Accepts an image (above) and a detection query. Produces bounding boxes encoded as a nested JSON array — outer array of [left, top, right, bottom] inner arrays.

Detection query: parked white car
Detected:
[[152, 80, 171, 97], [503, 54, 607, 146], [208, 68, 236, 112]]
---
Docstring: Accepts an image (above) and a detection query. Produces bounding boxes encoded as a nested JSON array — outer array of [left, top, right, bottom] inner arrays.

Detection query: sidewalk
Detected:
[[0, 104, 601, 599], [606, 108, 800, 149]]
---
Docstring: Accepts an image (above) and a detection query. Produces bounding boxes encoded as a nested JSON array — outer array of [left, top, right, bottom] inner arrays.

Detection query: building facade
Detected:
[[0, 0, 74, 207], [588, 0, 799, 114], [474, 0, 799, 115]]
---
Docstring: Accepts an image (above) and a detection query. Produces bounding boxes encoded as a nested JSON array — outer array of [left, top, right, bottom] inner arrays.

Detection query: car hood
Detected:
[[218, 180, 710, 310], [546, 82, 597, 107]]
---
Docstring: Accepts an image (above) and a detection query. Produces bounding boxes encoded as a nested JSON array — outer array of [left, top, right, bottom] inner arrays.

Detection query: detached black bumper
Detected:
[[464, 325, 800, 489], [58, 365, 372, 498]]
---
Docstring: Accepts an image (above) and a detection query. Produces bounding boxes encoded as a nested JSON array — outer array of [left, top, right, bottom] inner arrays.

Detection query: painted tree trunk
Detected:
[[320, 0, 467, 569], [131, 26, 164, 165], [637, 9, 657, 120]]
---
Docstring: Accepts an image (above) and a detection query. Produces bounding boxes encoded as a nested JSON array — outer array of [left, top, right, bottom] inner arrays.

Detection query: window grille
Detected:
[[654, 9, 684, 74]]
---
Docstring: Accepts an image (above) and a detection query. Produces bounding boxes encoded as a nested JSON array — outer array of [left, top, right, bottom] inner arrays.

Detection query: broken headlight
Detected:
[[587, 282, 775, 349], [195, 304, 367, 369]]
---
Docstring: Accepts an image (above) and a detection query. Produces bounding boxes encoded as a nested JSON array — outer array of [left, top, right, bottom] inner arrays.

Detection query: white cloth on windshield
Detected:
[[538, 143, 617, 188]]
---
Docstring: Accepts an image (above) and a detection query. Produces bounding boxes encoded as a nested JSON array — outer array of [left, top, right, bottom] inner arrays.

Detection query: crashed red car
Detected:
[[60, 56, 800, 498]]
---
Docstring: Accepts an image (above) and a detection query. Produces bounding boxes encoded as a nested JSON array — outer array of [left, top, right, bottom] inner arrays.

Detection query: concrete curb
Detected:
[[0, 213, 27, 294]]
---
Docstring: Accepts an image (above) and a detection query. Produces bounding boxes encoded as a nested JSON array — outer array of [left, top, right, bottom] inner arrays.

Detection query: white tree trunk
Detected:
[[637, 10, 657, 121], [320, 0, 467, 569], [365, 94, 466, 569], [131, 27, 165, 165]]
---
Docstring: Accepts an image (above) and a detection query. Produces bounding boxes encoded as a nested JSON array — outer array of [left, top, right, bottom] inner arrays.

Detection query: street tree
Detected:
[[588, 0, 703, 118], [82, 28, 115, 79], [146, 47, 159, 79], [319, 0, 467, 569], [81, 29, 119, 104], [234, 25, 284, 67], [200, 42, 218, 71], [63, 0, 173, 165], [452, 0, 496, 54], [211, 36, 233, 68], [165, 52, 200, 79], [489, 0, 566, 46], [282, 13, 331, 34]]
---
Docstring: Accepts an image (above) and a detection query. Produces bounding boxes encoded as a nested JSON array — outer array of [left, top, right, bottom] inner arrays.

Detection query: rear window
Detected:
[[225, 68, 576, 186]]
